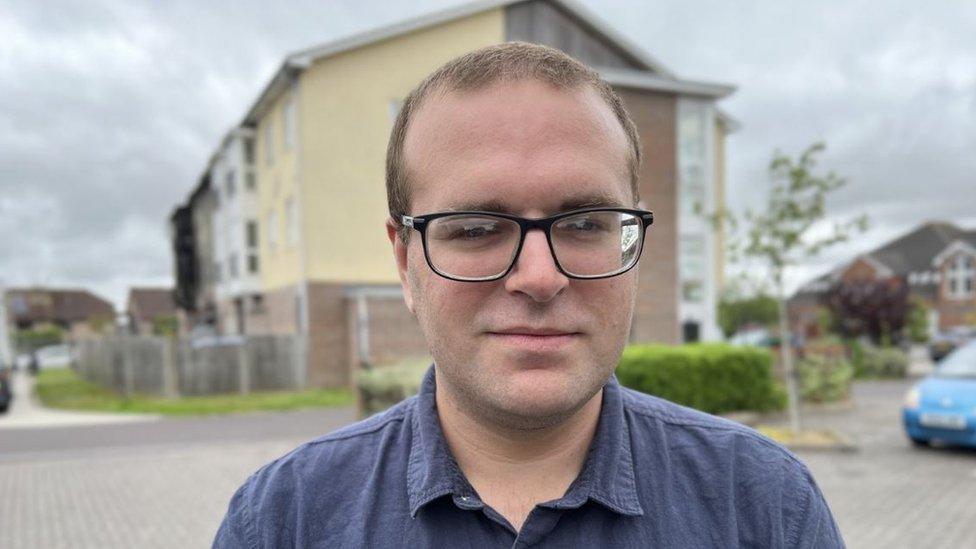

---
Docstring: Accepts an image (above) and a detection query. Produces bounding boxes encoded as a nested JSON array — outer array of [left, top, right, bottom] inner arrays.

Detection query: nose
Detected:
[[504, 229, 569, 302]]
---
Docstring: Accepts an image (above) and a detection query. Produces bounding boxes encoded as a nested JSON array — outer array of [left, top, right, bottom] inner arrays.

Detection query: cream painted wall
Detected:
[[713, 118, 727, 293], [256, 82, 303, 290], [298, 9, 505, 283]]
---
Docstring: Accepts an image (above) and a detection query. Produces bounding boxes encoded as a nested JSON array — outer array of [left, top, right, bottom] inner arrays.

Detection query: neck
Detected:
[[434, 369, 603, 529]]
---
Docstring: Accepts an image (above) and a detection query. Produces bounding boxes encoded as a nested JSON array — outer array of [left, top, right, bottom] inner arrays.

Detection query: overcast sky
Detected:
[[2, 0, 974, 309]]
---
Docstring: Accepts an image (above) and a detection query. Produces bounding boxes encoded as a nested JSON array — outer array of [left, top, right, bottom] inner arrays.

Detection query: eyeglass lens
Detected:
[[424, 211, 642, 280]]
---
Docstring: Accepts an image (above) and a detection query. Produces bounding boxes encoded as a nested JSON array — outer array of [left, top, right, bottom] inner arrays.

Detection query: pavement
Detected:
[[1, 355, 974, 548], [0, 370, 159, 430]]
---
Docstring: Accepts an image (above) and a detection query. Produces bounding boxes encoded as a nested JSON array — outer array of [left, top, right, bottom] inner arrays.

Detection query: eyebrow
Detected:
[[446, 191, 627, 215]]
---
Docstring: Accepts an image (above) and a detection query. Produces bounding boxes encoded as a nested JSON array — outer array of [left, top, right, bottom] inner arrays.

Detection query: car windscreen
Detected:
[[936, 342, 976, 378]]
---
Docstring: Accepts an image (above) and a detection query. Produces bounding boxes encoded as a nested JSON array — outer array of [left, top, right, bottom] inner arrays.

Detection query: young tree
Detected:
[[716, 142, 868, 432]]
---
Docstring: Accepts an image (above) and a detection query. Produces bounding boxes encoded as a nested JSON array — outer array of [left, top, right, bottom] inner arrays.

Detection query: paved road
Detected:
[[0, 405, 356, 548], [1, 376, 973, 548]]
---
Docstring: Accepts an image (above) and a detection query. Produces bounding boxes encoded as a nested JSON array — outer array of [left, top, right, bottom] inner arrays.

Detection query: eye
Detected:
[[562, 216, 607, 232], [452, 223, 495, 239]]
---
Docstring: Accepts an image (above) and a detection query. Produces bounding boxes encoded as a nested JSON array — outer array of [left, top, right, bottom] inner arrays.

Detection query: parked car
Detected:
[[35, 344, 74, 370], [727, 327, 778, 348], [929, 326, 975, 362], [0, 362, 12, 414], [903, 339, 976, 448]]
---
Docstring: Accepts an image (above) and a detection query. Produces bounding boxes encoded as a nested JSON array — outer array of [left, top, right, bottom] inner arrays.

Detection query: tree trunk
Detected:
[[778, 286, 802, 432]]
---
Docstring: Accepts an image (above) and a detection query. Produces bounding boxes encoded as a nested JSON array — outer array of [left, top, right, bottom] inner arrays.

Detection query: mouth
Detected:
[[486, 327, 582, 352]]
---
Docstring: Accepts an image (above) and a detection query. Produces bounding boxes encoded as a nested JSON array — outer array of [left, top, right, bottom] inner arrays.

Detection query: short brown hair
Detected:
[[386, 42, 642, 238]]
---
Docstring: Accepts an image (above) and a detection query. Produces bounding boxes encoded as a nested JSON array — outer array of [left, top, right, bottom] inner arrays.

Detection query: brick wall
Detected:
[[356, 294, 429, 367], [617, 88, 679, 344]]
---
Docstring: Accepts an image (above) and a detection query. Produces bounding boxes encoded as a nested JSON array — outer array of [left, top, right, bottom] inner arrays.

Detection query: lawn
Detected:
[[34, 368, 353, 416]]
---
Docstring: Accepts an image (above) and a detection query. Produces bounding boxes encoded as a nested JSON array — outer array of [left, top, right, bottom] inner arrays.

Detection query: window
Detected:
[[248, 254, 259, 274], [264, 121, 274, 165], [947, 254, 976, 299], [246, 220, 258, 249], [680, 235, 706, 303], [283, 95, 297, 151], [286, 197, 298, 246], [229, 253, 239, 279], [225, 170, 236, 199], [243, 137, 255, 165], [245, 171, 256, 191], [682, 280, 704, 303], [267, 211, 278, 251]]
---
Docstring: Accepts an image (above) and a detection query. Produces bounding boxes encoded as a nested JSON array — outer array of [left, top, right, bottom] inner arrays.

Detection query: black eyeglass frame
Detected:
[[399, 207, 654, 282]]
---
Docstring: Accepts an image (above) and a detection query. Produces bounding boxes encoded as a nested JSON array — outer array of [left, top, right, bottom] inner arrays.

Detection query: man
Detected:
[[214, 42, 844, 547]]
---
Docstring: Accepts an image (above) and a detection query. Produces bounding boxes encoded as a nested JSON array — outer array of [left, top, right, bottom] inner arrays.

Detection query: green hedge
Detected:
[[798, 354, 853, 403], [356, 359, 431, 416], [616, 344, 785, 414]]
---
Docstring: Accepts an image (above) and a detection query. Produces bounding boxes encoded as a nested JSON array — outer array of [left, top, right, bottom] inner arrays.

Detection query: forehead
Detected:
[[402, 79, 632, 215]]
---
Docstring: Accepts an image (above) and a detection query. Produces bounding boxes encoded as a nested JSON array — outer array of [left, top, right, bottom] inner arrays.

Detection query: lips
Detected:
[[490, 327, 579, 336], [486, 327, 582, 352]]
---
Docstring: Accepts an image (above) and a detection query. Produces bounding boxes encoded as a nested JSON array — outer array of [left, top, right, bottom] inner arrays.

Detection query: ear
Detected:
[[386, 218, 414, 313]]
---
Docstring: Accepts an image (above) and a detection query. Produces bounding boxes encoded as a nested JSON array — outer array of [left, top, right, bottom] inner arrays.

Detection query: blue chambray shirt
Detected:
[[214, 367, 844, 548]]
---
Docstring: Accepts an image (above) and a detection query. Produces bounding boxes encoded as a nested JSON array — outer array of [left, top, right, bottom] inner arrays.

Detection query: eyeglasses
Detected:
[[400, 207, 654, 282]]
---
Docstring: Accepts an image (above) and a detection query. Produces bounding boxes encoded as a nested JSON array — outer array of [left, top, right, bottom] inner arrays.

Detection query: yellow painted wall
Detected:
[[298, 9, 506, 283], [713, 118, 727, 293], [257, 83, 303, 290]]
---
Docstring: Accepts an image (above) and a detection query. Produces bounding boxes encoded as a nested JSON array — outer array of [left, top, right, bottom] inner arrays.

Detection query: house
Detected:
[[170, 171, 219, 334], [790, 221, 976, 336], [174, 0, 736, 387], [3, 287, 116, 340], [208, 127, 266, 335], [125, 287, 176, 335]]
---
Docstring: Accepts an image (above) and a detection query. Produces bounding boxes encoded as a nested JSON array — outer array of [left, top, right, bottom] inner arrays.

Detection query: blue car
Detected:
[[903, 339, 976, 448]]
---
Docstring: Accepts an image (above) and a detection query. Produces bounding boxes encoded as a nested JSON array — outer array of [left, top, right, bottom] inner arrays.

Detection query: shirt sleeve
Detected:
[[212, 481, 256, 549], [785, 465, 846, 549]]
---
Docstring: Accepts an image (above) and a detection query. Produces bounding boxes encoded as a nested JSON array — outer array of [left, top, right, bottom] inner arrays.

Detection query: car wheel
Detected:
[[910, 437, 930, 447]]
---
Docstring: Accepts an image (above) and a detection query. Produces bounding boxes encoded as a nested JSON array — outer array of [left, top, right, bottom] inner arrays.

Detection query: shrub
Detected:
[[798, 354, 853, 403], [857, 345, 908, 378], [356, 358, 431, 416], [906, 297, 929, 344], [616, 344, 785, 414]]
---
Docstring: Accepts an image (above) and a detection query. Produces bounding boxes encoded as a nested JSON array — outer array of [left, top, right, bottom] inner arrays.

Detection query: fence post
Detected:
[[161, 336, 179, 398], [293, 334, 306, 390], [122, 336, 135, 398], [238, 339, 251, 395]]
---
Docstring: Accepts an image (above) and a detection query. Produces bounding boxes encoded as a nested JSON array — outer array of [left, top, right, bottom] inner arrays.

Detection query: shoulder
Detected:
[[620, 384, 798, 465], [252, 396, 413, 491], [213, 398, 416, 548], [620, 387, 843, 546]]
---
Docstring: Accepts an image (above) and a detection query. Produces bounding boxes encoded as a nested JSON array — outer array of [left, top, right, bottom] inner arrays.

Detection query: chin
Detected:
[[489, 373, 598, 428]]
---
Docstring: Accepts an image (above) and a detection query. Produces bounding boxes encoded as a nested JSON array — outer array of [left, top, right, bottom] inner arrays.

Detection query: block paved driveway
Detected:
[[1, 378, 973, 548], [790, 379, 976, 549]]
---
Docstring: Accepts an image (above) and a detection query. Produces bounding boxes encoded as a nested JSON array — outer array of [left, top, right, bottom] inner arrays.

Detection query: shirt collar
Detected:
[[406, 365, 644, 517]]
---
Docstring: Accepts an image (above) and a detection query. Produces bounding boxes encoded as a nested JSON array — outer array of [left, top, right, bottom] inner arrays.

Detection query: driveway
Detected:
[[791, 379, 976, 549]]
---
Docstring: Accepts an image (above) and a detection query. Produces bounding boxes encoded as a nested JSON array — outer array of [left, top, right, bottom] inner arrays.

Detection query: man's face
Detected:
[[389, 79, 638, 429]]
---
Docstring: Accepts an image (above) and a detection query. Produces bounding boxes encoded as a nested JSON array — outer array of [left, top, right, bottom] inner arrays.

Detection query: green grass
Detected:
[[35, 368, 353, 416]]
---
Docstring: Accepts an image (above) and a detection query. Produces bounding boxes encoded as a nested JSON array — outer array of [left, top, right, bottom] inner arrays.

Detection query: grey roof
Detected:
[[869, 222, 971, 274]]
